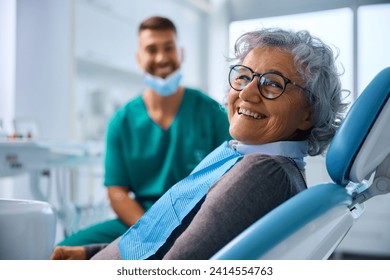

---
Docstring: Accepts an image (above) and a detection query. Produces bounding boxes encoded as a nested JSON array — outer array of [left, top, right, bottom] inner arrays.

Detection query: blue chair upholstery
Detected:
[[327, 67, 390, 185], [212, 67, 390, 260]]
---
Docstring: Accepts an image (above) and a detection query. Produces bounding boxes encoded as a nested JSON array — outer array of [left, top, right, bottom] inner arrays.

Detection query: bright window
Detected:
[[358, 4, 390, 94]]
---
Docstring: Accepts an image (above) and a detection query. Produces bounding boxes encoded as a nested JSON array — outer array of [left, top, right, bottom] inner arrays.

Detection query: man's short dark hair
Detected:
[[138, 16, 177, 34]]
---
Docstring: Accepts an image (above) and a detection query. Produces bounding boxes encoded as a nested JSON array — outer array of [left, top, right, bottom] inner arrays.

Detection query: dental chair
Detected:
[[0, 198, 56, 259], [212, 67, 390, 260]]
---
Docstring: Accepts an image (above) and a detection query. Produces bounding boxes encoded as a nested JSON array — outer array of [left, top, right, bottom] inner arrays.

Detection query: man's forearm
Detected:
[[108, 186, 145, 226]]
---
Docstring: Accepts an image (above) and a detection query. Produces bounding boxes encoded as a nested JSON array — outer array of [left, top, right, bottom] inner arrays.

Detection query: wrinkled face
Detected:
[[137, 29, 182, 79], [228, 47, 313, 145]]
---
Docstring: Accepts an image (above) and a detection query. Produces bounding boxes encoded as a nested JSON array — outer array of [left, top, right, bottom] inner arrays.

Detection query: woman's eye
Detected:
[[264, 79, 283, 89], [237, 75, 251, 82]]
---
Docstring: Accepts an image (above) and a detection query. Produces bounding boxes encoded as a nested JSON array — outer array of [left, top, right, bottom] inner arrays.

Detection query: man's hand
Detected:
[[51, 246, 87, 260]]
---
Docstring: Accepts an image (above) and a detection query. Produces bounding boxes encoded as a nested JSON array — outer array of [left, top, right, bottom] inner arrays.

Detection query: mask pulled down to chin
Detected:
[[144, 69, 183, 96]]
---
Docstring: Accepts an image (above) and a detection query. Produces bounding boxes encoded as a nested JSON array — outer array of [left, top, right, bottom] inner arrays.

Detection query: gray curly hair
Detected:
[[231, 28, 348, 156]]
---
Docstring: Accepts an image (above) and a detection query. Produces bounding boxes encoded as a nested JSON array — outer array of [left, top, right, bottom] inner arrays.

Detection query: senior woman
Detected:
[[51, 27, 346, 260]]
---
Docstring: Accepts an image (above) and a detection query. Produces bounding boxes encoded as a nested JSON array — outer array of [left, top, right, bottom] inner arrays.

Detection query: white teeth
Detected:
[[238, 108, 265, 120]]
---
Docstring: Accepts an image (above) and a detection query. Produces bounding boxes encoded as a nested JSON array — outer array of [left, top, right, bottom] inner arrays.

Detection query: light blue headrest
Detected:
[[326, 67, 390, 186]]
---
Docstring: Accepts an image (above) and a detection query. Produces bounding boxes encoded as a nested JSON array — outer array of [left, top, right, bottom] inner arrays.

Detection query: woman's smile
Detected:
[[237, 107, 266, 120]]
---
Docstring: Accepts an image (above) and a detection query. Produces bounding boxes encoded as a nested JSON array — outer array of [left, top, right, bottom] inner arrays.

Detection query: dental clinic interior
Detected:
[[1, 0, 390, 260]]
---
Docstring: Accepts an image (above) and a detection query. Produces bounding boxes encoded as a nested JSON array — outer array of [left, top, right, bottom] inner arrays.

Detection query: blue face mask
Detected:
[[144, 69, 183, 96]]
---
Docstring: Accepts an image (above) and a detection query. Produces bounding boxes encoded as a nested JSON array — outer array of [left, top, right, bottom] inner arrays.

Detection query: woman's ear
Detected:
[[298, 106, 313, 131]]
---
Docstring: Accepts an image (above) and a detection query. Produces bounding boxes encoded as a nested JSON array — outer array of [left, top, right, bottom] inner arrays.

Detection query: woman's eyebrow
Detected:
[[265, 68, 285, 76]]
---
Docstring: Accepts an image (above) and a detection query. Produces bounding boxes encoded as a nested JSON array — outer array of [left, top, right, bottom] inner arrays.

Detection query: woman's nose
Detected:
[[238, 78, 262, 103]]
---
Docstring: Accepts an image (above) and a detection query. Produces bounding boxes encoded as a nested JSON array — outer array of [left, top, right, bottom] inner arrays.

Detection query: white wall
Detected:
[[14, 0, 75, 140], [207, 0, 231, 104], [0, 0, 17, 199], [0, 0, 17, 134]]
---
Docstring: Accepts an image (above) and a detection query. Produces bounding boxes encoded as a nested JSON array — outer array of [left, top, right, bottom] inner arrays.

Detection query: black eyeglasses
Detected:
[[228, 64, 308, 100]]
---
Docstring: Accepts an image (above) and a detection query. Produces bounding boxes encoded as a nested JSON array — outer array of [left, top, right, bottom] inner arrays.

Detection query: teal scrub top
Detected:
[[104, 88, 231, 210]]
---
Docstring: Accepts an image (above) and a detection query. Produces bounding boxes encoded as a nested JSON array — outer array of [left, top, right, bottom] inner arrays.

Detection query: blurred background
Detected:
[[1, 0, 390, 259]]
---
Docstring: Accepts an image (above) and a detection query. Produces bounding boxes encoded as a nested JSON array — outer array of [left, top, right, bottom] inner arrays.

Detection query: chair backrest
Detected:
[[327, 67, 390, 185], [211, 67, 390, 260]]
